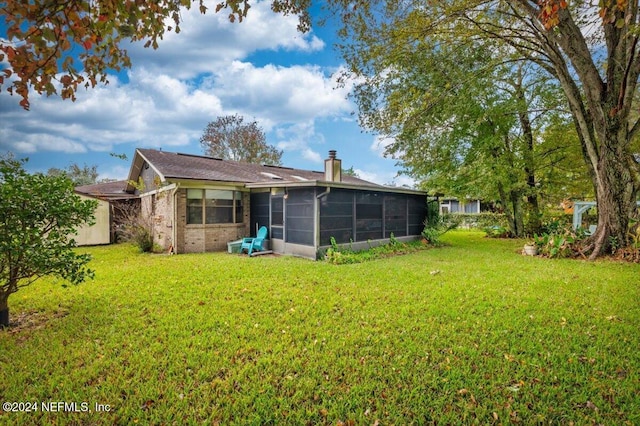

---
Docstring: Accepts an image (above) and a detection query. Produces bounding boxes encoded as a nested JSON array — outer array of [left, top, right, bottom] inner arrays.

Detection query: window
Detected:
[[186, 189, 244, 224], [187, 189, 204, 224]]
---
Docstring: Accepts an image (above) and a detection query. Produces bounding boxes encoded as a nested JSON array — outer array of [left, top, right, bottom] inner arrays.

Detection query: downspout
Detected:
[[316, 186, 331, 199], [170, 183, 180, 254]]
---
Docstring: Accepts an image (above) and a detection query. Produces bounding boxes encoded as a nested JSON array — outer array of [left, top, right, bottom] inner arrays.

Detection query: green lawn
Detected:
[[1, 231, 638, 425]]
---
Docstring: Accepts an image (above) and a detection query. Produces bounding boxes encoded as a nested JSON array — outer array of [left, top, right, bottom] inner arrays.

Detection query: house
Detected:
[[439, 198, 482, 214], [122, 148, 428, 259]]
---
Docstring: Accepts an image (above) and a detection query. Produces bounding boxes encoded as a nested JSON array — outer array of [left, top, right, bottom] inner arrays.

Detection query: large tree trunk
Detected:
[[588, 143, 638, 258], [497, 180, 526, 238], [0, 292, 9, 328]]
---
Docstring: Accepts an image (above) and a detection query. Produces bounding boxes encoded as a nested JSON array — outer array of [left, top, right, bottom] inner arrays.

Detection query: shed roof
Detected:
[[75, 180, 137, 200]]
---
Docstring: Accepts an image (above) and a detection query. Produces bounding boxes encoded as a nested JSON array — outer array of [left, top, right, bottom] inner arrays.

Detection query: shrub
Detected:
[[447, 212, 508, 230], [134, 227, 155, 253], [425, 199, 440, 228], [324, 235, 428, 264], [533, 224, 586, 258], [539, 214, 573, 235], [484, 225, 513, 238], [613, 219, 640, 262], [421, 213, 461, 245]]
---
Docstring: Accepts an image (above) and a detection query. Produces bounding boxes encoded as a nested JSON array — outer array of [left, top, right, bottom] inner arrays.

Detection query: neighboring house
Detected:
[[75, 180, 139, 245], [122, 148, 428, 259], [440, 198, 482, 214]]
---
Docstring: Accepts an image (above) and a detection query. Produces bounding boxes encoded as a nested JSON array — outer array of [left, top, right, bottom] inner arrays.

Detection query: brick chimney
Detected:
[[324, 150, 342, 182]]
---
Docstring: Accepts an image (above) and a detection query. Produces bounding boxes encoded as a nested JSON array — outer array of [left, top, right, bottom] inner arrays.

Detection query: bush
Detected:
[[533, 224, 586, 258], [484, 225, 513, 238], [133, 226, 155, 253], [539, 214, 573, 235], [425, 199, 440, 228], [448, 212, 509, 230], [324, 235, 428, 265], [421, 213, 461, 245]]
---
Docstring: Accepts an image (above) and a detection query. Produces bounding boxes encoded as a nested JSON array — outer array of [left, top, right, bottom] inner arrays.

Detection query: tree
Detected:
[[200, 114, 282, 165], [47, 163, 99, 186], [327, 0, 640, 257], [342, 166, 359, 178], [344, 28, 566, 237], [0, 0, 309, 109], [0, 156, 97, 327]]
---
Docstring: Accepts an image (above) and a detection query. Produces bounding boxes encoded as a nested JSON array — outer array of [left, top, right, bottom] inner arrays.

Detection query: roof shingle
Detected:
[[136, 148, 377, 186]]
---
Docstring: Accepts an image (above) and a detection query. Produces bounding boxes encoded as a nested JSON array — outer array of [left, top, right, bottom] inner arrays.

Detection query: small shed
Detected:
[[75, 180, 139, 245], [72, 194, 111, 246]]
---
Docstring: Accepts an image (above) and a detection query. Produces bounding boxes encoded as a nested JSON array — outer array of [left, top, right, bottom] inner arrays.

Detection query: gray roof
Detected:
[[134, 148, 378, 186], [75, 180, 136, 200], [126, 148, 426, 195]]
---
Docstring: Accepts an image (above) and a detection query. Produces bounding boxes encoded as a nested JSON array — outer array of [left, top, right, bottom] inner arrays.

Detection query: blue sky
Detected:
[[0, 1, 411, 186]]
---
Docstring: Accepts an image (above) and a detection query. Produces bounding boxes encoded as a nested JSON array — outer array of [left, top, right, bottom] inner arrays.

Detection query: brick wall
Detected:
[[151, 190, 174, 252], [174, 189, 250, 254], [139, 190, 175, 253]]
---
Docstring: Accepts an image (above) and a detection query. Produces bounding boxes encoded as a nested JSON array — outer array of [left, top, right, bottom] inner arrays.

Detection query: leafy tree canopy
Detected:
[[0, 155, 97, 326], [200, 114, 282, 165], [47, 163, 99, 186]]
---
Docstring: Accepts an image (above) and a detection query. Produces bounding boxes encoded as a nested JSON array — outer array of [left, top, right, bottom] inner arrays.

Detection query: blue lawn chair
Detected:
[[241, 226, 268, 255]]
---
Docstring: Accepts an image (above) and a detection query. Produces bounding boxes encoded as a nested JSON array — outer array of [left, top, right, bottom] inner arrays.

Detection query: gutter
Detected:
[[316, 186, 331, 199]]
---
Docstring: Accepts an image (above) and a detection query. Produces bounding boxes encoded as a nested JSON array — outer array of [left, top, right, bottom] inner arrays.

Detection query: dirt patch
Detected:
[[2, 309, 69, 335]]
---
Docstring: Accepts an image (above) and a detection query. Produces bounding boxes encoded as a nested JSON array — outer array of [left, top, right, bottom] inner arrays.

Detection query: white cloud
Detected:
[[370, 135, 395, 158], [209, 61, 351, 122], [0, 0, 342, 159], [9, 133, 88, 154], [127, 0, 324, 79], [0, 1, 406, 182], [274, 121, 324, 162], [301, 147, 323, 163], [354, 168, 416, 187], [0, 70, 227, 155], [98, 164, 131, 182]]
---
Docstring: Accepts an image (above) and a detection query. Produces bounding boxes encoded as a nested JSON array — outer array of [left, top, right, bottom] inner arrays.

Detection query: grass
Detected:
[[1, 230, 639, 425]]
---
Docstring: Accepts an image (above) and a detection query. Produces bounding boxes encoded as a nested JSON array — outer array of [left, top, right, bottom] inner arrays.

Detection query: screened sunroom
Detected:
[[248, 184, 428, 260]]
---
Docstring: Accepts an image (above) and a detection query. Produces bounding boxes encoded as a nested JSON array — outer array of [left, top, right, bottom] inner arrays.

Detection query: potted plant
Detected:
[[523, 241, 538, 256]]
